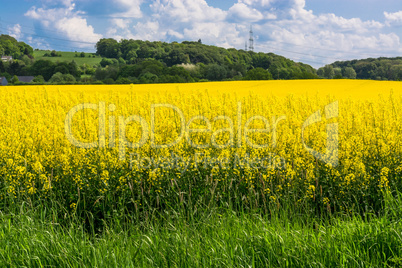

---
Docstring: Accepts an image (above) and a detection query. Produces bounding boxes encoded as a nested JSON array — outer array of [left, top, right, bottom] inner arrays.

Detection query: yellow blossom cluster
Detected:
[[0, 80, 401, 212]]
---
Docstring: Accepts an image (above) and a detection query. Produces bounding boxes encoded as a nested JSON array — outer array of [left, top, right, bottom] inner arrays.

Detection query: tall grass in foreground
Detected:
[[0, 191, 401, 267]]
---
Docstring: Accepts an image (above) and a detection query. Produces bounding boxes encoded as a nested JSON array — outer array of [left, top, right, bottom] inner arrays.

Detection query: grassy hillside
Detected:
[[33, 50, 102, 66]]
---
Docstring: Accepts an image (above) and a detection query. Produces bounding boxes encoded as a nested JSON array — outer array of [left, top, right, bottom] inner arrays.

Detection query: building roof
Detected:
[[17, 76, 35, 83], [0, 77, 8, 85], [1, 56, 13, 62]]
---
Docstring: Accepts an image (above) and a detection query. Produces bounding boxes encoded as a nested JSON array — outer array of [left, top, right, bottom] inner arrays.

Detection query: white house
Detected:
[[1, 56, 13, 62]]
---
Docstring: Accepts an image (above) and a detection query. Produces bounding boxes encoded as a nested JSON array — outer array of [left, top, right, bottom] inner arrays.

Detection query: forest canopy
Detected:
[[1, 34, 402, 84]]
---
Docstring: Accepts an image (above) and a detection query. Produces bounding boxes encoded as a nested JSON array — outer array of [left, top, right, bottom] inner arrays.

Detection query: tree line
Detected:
[[1, 34, 402, 84], [93, 38, 318, 83], [0, 35, 318, 84], [318, 57, 402, 80]]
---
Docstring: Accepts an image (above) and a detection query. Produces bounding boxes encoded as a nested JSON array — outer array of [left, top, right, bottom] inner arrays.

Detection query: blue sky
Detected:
[[1, 0, 402, 67]]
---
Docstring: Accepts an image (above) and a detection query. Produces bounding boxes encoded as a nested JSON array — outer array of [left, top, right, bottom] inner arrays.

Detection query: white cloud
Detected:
[[107, 0, 241, 46], [221, 0, 398, 67], [239, 0, 275, 7], [314, 14, 383, 34], [101, 0, 401, 67], [384, 11, 402, 26], [25, 3, 102, 48], [227, 3, 266, 22], [166, 29, 184, 40], [110, 18, 131, 29], [8, 24, 22, 40], [26, 36, 52, 50], [237, 0, 310, 19], [151, 0, 226, 23], [23, 0, 402, 67], [147, 0, 244, 46], [131, 21, 165, 41], [378, 33, 401, 49], [112, 0, 143, 18]]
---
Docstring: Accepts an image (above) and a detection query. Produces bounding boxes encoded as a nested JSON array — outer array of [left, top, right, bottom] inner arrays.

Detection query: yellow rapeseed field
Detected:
[[1, 79, 402, 213]]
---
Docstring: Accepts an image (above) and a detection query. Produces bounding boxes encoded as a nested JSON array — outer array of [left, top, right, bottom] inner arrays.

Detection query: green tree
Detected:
[[100, 58, 115, 67], [10, 75, 19, 84], [320, 65, 334, 79], [21, 55, 32, 65], [48, 72, 76, 84], [31, 60, 55, 81], [32, 75, 45, 83], [243, 67, 273, 80], [54, 63, 69, 74], [63, 74, 76, 83], [49, 72, 64, 83], [389, 65, 402, 80], [50, 50, 59, 57], [96, 38, 120, 58], [139, 72, 158, 83], [0, 35, 33, 58], [334, 67, 342, 79], [354, 61, 377, 79], [0, 61, 4, 73], [205, 64, 227, 81], [343, 67, 356, 79]]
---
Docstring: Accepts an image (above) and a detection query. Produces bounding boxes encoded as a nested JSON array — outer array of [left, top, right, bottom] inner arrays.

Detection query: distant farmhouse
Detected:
[[0, 77, 8, 86], [0, 76, 34, 85], [17, 76, 35, 83], [1, 56, 13, 62]]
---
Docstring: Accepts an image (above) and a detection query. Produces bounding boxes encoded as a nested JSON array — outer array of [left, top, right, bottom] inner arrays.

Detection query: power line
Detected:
[[261, 44, 342, 61], [0, 18, 99, 46], [258, 40, 395, 62], [0, 18, 101, 41], [2, 18, 395, 68], [2, 17, 393, 59], [1, 26, 97, 52], [268, 40, 387, 58], [0, 26, 97, 46], [41, 43, 94, 52], [244, 24, 385, 65], [261, 44, 397, 66]]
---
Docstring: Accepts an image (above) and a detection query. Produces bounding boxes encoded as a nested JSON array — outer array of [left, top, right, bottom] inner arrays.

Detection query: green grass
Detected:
[[1, 193, 401, 267], [33, 50, 102, 66]]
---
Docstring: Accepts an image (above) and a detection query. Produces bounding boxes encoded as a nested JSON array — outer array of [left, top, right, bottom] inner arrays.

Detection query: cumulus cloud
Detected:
[[222, 0, 398, 66], [148, 0, 246, 46], [8, 24, 22, 40], [112, 0, 143, 18], [110, 18, 131, 29], [384, 11, 402, 26], [239, 0, 275, 7], [150, 0, 226, 23], [131, 21, 166, 41], [25, 2, 102, 48], [107, 0, 242, 46], [22, 0, 402, 66], [236, 0, 310, 19], [100, 0, 401, 67], [227, 3, 268, 22]]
